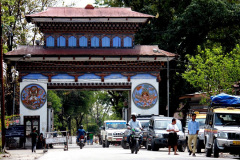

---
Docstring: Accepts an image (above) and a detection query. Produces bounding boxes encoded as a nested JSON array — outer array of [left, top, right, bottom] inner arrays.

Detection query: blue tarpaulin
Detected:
[[211, 93, 240, 106]]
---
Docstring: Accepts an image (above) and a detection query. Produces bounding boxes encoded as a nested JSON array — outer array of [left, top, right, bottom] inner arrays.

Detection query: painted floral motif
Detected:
[[21, 84, 46, 110], [132, 83, 158, 109]]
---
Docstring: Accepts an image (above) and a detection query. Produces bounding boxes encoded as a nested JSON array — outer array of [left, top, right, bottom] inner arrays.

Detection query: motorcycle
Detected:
[[77, 135, 85, 149], [129, 128, 142, 154]]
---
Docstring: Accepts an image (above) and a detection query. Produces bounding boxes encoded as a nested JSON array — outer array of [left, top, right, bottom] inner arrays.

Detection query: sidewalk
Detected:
[[1, 148, 44, 160], [0, 143, 77, 160]]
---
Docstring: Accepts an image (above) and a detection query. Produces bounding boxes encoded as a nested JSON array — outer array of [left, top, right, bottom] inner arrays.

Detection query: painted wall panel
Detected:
[[91, 36, 99, 47], [113, 37, 121, 47], [22, 74, 48, 80], [78, 73, 101, 79], [105, 74, 127, 79], [131, 74, 156, 79], [68, 36, 77, 47], [57, 36, 66, 47], [52, 74, 74, 79], [131, 79, 159, 115], [46, 36, 54, 47], [79, 36, 88, 47], [124, 37, 132, 47], [102, 37, 110, 47], [20, 82, 47, 135]]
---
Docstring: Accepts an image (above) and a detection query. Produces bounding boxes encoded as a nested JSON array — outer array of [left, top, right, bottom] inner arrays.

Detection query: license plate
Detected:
[[233, 141, 240, 145], [116, 138, 122, 141]]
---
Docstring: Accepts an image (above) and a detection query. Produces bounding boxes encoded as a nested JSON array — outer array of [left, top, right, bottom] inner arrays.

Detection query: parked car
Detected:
[[185, 113, 206, 153], [146, 116, 186, 152], [204, 93, 240, 158]]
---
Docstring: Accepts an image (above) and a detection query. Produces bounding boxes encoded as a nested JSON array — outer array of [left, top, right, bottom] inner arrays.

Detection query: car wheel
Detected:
[[102, 141, 105, 148], [213, 139, 219, 158], [105, 140, 110, 148], [151, 140, 159, 151], [205, 142, 212, 157], [197, 139, 201, 153], [121, 139, 129, 149], [144, 142, 148, 149], [146, 139, 151, 150], [178, 144, 186, 152]]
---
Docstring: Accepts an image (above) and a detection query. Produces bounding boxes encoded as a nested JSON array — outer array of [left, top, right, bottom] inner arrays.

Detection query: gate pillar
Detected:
[[20, 82, 48, 135]]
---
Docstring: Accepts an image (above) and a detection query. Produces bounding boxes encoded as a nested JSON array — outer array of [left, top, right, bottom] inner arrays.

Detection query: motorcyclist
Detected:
[[77, 125, 86, 143], [127, 113, 143, 147]]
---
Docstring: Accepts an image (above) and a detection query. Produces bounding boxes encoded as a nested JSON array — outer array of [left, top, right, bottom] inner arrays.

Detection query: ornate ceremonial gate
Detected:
[[5, 5, 176, 138]]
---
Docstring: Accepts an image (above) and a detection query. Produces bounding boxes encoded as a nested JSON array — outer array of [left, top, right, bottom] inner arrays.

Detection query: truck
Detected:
[[101, 120, 127, 148], [204, 93, 240, 158]]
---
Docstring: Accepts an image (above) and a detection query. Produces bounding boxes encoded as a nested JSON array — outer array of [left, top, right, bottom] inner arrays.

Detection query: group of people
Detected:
[[31, 113, 199, 156], [30, 128, 46, 153], [77, 126, 94, 145], [166, 113, 199, 156], [127, 112, 199, 156]]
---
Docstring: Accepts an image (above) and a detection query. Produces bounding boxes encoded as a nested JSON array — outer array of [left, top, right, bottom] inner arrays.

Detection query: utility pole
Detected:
[[0, 3, 6, 150]]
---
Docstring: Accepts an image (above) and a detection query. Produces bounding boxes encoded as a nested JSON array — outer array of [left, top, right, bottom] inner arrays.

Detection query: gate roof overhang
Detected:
[[4, 45, 177, 62], [25, 6, 154, 24]]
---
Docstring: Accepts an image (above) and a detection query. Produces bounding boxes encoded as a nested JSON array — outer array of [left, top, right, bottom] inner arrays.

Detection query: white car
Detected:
[[101, 120, 127, 147]]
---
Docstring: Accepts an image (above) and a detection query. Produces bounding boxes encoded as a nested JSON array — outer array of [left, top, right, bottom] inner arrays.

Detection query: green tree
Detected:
[[182, 45, 240, 103], [61, 91, 94, 133], [47, 90, 62, 129], [164, 0, 240, 55]]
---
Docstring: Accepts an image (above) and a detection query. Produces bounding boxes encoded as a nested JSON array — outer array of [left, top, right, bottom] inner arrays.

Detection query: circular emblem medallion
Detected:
[[21, 84, 47, 110], [132, 83, 158, 109]]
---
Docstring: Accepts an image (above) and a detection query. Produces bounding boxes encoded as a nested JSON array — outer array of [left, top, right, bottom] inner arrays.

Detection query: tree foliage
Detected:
[[95, 0, 240, 115], [182, 45, 240, 102], [47, 90, 62, 129], [164, 0, 240, 55], [1, 0, 60, 53]]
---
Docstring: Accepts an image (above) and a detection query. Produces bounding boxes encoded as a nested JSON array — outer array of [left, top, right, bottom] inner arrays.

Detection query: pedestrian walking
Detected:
[[87, 132, 90, 145], [89, 132, 94, 145], [188, 113, 199, 157], [30, 128, 38, 153], [166, 118, 179, 155]]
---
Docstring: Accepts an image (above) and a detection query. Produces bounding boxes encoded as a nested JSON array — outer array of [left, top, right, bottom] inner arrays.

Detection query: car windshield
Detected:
[[105, 122, 126, 129], [154, 120, 182, 131], [186, 118, 205, 128], [214, 113, 240, 126], [197, 118, 205, 128], [138, 120, 150, 129]]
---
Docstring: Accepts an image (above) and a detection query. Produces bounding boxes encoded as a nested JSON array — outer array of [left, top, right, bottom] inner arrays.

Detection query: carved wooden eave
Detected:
[[121, 73, 137, 82], [14, 61, 164, 73], [42, 73, 58, 82], [95, 73, 111, 82], [47, 82, 131, 90], [36, 22, 142, 33], [68, 73, 84, 82]]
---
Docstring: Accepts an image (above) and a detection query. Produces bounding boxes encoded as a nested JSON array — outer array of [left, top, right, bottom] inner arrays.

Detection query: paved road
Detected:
[[37, 143, 238, 160]]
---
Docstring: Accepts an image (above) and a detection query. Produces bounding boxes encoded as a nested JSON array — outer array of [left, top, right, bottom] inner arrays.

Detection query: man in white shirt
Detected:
[[166, 118, 179, 155], [127, 113, 142, 147], [128, 113, 142, 129]]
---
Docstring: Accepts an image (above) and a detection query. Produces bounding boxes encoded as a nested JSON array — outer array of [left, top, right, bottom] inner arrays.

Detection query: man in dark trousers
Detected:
[[30, 128, 38, 153]]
